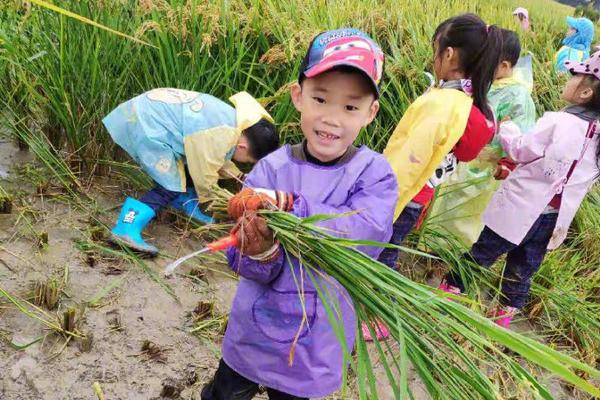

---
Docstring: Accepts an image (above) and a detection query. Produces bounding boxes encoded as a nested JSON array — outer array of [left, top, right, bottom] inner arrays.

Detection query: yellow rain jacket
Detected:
[[383, 88, 473, 220]]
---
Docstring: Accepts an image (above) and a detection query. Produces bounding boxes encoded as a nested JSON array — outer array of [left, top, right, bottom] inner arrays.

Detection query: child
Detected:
[[555, 16, 594, 73], [103, 89, 278, 255], [201, 29, 397, 400], [378, 14, 500, 270], [428, 29, 537, 246], [441, 53, 600, 328], [512, 7, 530, 32]]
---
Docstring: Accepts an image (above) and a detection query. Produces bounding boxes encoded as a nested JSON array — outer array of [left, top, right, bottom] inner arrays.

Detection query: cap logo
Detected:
[[317, 29, 363, 47]]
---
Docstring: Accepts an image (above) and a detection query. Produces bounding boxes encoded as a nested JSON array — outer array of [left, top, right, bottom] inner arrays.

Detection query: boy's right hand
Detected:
[[227, 188, 294, 219], [235, 211, 279, 262]]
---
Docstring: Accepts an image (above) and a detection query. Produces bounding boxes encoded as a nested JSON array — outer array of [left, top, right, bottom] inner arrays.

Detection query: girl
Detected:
[[428, 29, 537, 246], [555, 16, 594, 73], [379, 14, 500, 271], [441, 53, 600, 328], [512, 7, 530, 32]]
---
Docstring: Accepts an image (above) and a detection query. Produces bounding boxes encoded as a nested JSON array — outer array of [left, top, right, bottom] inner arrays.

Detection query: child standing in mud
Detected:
[[378, 13, 500, 269], [102, 89, 279, 255], [441, 53, 600, 328], [200, 28, 397, 400]]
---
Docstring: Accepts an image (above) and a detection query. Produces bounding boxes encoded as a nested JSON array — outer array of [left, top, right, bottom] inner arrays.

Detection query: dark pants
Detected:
[[445, 213, 558, 309], [378, 206, 422, 269], [139, 167, 193, 213], [201, 359, 308, 400]]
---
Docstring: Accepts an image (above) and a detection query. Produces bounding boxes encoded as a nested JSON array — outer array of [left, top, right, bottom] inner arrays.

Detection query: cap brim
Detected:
[[565, 60, 588, 75], [304, 60, 380, 97]]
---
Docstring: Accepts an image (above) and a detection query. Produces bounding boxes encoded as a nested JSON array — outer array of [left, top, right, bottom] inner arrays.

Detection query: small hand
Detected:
[[227, 188, 293, 219], [235, 211, 278, 259]]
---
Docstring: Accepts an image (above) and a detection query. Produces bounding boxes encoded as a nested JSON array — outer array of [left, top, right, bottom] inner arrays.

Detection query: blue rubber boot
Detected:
[[110, 197, 159, 255], [169, 187, 214, 224]]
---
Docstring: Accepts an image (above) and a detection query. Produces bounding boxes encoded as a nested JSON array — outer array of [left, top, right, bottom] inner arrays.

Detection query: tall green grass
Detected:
[[0, 0, 575, 164]]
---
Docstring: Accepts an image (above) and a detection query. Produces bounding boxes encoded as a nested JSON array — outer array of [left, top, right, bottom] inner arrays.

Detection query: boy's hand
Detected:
[[235, 211, 279, 261], [227, 188, 294, 219], [494, 157, 517, 180]]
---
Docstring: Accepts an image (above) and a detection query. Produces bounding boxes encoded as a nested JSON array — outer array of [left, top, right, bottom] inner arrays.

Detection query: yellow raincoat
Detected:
[[383, 88, 473, 220]]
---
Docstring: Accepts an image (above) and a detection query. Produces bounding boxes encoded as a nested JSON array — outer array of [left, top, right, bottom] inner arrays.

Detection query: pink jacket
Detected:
[[483, 111, 599, 249]]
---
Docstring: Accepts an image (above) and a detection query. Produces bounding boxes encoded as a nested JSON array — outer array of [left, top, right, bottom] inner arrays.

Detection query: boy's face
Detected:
[[290, 70, 379, 162], [232, 135, 257, 164]]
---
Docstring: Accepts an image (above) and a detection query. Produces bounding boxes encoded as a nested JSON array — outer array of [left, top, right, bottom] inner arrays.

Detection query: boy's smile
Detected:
[[290, 69, 379, 162]]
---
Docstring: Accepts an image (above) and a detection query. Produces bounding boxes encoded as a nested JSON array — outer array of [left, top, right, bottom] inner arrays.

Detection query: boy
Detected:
[[201, 29, 397, 400], [429, 29, 536, 246], [103, 89, 278, 255]]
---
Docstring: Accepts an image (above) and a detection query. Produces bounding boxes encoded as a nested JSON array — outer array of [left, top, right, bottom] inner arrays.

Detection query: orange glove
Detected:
[[235, 211, 279, 261], [227, 188, 294, 219], [494, 157, 517, 180]]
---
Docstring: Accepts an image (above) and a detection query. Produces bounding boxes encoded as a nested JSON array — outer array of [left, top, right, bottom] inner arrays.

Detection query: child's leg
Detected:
[[266, 388, 309, 400], [445, 226, 515, 292], [377, 206, 422, 269], [201, 359, 259, 400], [140, 185, 181, 213], [141, 167, 193, 213], [501, 214, 558, 309]]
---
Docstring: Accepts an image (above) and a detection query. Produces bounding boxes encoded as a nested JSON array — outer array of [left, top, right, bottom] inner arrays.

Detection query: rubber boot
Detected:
[[169, 187, 214, 224], [110, 197, 159, 255]]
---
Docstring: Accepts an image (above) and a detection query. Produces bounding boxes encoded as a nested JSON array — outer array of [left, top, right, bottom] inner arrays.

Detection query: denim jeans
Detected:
[[446, 213, 558, 308], [378, 206, 422, 269], [201, 359, 308, 400]]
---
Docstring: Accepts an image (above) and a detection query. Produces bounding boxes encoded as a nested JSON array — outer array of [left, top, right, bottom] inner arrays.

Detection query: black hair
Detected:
[[433, 13, 503, 121], [243, 118, 279, 161], [298, 33, 380, 98], [500, 29, 521, 67]]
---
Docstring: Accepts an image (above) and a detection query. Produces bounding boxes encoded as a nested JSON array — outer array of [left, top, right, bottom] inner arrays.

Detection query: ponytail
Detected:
[[433, 14, 503, 121]]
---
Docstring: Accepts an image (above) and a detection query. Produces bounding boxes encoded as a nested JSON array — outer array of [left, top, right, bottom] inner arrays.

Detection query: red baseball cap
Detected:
[[300, 28, 384, 97]]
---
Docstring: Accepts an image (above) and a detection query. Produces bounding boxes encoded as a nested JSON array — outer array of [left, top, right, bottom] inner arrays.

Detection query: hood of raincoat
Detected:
[[563, 16, 594, 52]]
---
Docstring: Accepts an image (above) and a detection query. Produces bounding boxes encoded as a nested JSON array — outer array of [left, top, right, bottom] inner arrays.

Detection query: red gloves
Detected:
[[227, 188, 294, 219], [494, 157, 517, 180], [235, 211, 279, 261]]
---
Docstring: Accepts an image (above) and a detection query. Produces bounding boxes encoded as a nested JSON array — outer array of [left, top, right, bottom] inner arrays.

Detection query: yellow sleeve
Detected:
[[383, 90, 471, 219], [218, 160, 242, 180], [184, 126, 240, 202]]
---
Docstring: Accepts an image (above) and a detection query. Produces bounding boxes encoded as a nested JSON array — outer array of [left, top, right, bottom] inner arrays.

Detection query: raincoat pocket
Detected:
[[252, 289, 317, 343]]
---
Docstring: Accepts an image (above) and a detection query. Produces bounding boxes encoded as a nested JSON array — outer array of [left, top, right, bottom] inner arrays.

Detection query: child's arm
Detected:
[[184, 128, 239, 202], [227, 155, 397, 277], [226, 212, 284, 284], [499, 115, 556, 163], [453, 106, 495, 162]]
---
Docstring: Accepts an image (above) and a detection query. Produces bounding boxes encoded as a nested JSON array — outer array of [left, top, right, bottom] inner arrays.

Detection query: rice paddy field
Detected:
[[0, 0, 599, 399]]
